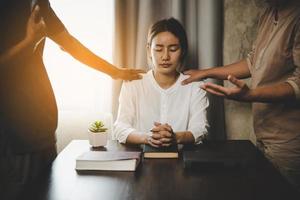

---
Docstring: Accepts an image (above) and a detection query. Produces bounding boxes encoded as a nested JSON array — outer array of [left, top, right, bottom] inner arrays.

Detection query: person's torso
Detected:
[[251, 6, 300, 88], [129, 71, 196, 133], [0, 0, 58, 153], [250, 5, 300, 143]]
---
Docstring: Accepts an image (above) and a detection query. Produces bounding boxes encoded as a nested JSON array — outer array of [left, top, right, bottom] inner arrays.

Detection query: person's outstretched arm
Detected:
[[49, 30, 145, 80], [182, 59, 297, 103], [193, 23, 300, 103], [181, 59, 251, 85], [38, 1, 144, 80], [201, 75, 297, 103]]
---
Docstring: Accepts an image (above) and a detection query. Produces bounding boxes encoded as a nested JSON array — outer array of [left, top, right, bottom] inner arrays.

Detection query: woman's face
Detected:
[[149, 31, 182, 76]]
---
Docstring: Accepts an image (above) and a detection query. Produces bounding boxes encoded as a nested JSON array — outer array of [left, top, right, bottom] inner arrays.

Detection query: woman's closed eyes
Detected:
[[154, 45, 180, 52]]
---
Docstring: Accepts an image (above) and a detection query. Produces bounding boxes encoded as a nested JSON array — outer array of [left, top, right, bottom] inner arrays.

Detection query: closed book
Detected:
[[143, 144, 178, 158], [75, 151, 141, 171], [183, 140, 256, 169]]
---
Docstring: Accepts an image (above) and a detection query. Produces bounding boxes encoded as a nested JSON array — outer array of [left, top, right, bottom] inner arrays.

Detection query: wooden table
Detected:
[[13, 140, 300, 200]]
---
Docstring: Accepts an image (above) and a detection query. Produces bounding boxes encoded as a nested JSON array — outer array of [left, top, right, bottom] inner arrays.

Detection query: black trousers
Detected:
[[0, 131, 57, 200]]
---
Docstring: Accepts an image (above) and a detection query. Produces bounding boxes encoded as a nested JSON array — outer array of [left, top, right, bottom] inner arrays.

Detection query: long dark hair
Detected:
[[147, 18, 188, 72]]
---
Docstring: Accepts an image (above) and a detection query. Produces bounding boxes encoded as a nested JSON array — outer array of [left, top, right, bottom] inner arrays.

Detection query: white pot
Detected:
[[88, 130, 107, 147]]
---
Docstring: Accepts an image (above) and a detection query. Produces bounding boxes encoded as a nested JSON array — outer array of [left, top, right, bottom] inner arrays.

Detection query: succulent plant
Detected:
[[89, 120, 108, 133]]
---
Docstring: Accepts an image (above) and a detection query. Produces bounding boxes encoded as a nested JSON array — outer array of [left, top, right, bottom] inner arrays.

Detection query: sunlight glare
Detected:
[[44, 0, 114, 113]]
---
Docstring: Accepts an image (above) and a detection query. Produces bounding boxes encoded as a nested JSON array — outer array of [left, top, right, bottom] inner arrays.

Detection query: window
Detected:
[[44, 0, 114, 113], [44, 0, 114, 151]]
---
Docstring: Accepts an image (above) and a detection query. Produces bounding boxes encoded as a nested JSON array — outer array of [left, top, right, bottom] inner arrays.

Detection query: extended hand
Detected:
[[181, 69, 207, 85], [201, 75, 251, 101], [26, 5, 46, 46], [111, 68, 146, 81]]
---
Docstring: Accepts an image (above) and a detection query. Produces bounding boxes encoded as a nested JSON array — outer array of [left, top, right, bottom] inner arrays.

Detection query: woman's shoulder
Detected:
[[179, 73, 205, 89], [122, 70, 151, 88]]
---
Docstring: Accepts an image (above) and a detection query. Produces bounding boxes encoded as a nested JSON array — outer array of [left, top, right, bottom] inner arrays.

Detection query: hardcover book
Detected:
[[76, 151, 141, 171], [143, 144, 178, 158], [183, 140, 256, 169]]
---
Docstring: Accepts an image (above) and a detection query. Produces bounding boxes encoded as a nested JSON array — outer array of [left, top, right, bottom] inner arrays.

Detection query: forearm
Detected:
[[50, 31, 117, 76], [175, 131, 195, 144], [205, 59, 250, 80], [0, 38, 33, 67], [126, 133, 148, 145], [246, 82, 296, 103]]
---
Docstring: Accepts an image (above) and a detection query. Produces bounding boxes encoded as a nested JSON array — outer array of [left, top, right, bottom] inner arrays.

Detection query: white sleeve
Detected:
[[187, 82, 209, 144], [113, 82, 138, 143]]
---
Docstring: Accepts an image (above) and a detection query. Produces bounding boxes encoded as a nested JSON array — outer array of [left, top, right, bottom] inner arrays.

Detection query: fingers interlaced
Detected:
[[151, 132, 161, 139], [150, 122, 174, 146], [148, 137, 161, 148]]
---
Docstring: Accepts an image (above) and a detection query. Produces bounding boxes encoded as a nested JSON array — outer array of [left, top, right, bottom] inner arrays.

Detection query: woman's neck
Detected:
[[153, 70, 180, 89]]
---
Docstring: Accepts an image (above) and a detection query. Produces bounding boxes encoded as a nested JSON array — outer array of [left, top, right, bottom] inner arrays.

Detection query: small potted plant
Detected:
[[88, 120, 108, 147]]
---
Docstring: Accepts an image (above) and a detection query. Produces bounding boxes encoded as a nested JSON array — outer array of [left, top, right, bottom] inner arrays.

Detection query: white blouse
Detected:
[[113, 70, 209, 144]]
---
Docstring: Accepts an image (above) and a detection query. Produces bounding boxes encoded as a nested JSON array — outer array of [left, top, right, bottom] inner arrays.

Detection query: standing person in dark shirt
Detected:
[[0, 0, 144, 187]]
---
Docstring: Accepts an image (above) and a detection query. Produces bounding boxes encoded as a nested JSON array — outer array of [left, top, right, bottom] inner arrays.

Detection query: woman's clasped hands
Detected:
[[147, 122, 176, 148]]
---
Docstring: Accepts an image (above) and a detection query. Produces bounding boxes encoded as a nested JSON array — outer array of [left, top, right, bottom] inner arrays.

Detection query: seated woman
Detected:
[[114, 18, 209, 147]]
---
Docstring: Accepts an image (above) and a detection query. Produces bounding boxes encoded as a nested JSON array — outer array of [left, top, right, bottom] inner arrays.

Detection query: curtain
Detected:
[[113, 0, 226, 139]]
